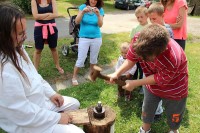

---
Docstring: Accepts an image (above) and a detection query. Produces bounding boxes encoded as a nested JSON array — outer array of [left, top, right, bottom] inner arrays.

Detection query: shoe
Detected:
[[125, 95, 132, 101], [138, 127, 151, 133], [169, 130, 179, 133], [72, 78, 79, 86], [57, 67, 64, 74], [154, 114, 162, 122]]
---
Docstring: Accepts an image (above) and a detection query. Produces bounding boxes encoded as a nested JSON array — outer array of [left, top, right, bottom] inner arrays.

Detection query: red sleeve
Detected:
[[126, 46, 139, 62], [178, 0, 188, 9]]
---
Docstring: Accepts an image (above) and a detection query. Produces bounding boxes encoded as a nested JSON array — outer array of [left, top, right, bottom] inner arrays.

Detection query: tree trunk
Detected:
[[188, 0, 200, 15]]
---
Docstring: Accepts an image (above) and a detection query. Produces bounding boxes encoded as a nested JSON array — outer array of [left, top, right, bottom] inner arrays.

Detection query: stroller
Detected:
[[61, 7, 80, 56]]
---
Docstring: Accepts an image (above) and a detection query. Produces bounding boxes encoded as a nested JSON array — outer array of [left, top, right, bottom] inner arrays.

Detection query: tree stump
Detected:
[[83, 106, 116, 133]]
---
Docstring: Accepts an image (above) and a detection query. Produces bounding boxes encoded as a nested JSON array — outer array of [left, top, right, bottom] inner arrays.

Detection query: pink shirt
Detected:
[[127, 39, 188, 100], [164, 0, 188, 40]]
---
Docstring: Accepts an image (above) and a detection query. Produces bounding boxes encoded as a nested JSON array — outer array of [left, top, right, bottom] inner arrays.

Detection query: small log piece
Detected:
[[83, 106, 116, 133]]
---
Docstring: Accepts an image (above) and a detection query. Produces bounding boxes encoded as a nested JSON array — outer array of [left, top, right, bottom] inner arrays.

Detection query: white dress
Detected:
[[0, 48, 84, 133]]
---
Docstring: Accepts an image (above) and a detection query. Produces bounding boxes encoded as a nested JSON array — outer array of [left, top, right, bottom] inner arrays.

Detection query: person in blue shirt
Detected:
[[72, 0, 104, 86]]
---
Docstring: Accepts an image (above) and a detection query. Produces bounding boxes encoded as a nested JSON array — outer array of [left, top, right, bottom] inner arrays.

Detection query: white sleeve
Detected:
[[128, 64, 137, 75], [115, 56, 122, 71], [0, 65, 60, 129], [41, 78, 57, 98], [23, 48, 56, 98]]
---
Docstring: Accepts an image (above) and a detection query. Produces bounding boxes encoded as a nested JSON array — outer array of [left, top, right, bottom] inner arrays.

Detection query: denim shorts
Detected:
[[142, 88, 187, 130]]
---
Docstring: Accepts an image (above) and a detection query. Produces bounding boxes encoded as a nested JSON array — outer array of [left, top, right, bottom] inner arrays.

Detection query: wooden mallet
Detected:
[[89, 65, 126, 86]]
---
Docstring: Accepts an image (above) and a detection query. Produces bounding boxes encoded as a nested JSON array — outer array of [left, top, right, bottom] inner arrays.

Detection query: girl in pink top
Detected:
[[161, 0, 188, 50]]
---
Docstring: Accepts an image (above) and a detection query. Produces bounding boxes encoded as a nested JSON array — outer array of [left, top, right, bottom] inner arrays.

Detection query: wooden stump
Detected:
[[65, 106, 116, 133], [83, 106, 116, 133]]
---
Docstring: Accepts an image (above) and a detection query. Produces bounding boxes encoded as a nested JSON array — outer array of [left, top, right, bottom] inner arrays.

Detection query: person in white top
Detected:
[[0, 3, 84, 133], [115, 42, 137, 101]]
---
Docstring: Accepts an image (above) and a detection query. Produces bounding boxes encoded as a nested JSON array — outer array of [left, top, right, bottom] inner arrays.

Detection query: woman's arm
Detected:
[[97, 15, 103, 27], [75, 10, 85, 24], [43, 0, 58, 20], [75, 6, 91, 24], [31, 0, 50, 20], [93, 7, 103, 27], [169, 6, 186, 29]]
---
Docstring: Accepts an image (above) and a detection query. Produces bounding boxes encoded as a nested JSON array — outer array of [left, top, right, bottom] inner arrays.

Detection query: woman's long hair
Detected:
[[0, 3, 27, 78], [85, 0, 104, 9]]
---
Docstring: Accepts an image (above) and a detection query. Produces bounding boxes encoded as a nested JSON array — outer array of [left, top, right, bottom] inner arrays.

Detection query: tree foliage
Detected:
[[12, 0, 32, 14]]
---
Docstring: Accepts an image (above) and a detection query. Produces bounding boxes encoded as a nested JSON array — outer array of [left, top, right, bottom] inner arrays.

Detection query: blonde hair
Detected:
[[120, 42, 129, 51], [135, 6, 148, 16], [148, 2, 164, 16]]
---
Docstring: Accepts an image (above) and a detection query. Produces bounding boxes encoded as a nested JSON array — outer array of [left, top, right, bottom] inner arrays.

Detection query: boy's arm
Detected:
[[109, 59, 136, 82], [124, 75, 156, 91]]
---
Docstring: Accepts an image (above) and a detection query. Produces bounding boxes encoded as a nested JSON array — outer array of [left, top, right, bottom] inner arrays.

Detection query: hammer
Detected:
[[89, 65, 126, 86]]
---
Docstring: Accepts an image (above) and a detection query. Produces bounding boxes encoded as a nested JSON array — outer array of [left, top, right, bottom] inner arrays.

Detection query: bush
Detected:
[[12, 0, 32, 14]]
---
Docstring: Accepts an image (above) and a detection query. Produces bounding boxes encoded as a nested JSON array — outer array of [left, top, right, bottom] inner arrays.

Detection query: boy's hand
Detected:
[[122, 80, 136, 91], [105, 73, 118, 84]]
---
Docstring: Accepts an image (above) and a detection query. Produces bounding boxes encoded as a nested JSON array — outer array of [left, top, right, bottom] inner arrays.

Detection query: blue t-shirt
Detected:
[[165, 24, 174, 39], [78, 4, 104, 38]]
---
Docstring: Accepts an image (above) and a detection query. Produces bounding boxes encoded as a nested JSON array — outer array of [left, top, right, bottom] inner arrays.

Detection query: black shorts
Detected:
[[34, 26, 58, 50]]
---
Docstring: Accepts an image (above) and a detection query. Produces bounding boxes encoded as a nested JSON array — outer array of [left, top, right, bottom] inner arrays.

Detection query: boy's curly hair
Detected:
[[133, 24, 169, 61]]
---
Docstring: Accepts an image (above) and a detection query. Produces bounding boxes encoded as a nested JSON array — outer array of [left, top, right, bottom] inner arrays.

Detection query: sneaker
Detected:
[[154, 114, 162, 122], [138, 127, 151, 133], [169, 130, 179, 133], [125, 94, 132, 101]]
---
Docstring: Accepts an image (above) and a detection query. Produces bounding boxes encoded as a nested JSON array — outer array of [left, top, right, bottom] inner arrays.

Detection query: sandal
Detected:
[[57, 67, 64, 74], [72, 78, 79, 86]]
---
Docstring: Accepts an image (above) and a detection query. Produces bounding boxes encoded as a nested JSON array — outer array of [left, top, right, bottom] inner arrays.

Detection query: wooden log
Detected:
[[66, 109, 90, 125], [83, 106, 116, 133]]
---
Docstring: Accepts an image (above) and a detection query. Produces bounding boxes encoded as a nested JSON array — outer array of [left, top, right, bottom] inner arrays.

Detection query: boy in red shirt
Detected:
[[109, 24, 188, 133]]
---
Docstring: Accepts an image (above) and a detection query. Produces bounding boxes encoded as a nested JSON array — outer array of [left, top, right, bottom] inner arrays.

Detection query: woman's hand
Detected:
[[50, 93, 64, 107], [58, 113, 72, 124], [93, 7, 100, 17], [122, 80, 137, 91]]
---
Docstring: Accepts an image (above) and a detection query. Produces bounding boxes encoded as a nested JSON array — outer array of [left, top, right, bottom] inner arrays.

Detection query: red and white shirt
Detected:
[[127, 38, 188, 100]]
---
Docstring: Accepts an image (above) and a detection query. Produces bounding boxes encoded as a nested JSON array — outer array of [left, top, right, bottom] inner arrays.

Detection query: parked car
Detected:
[[134, 0, 152, 8], [114, 0, 136, 10]]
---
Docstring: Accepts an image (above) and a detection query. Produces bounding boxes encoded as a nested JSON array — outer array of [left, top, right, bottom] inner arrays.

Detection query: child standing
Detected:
[[130, 6, 149, 91], [148, 2, 174, 38], [130, 6, 148, 39], [115, 42, 137, 101]]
